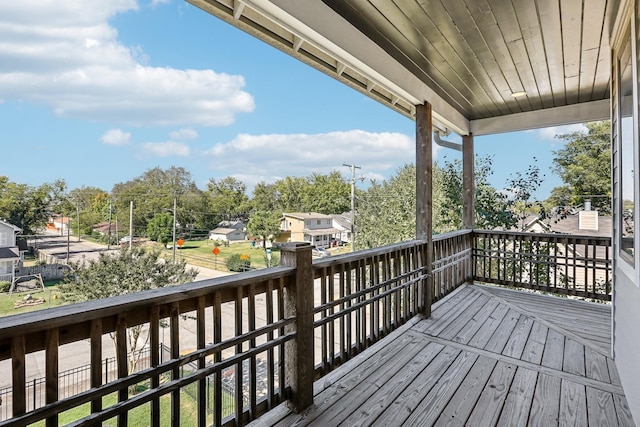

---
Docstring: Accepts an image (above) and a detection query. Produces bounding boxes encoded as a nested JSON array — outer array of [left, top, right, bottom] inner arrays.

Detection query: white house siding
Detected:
[[611, 4, 640, 422], [209, 228, 246, 242]]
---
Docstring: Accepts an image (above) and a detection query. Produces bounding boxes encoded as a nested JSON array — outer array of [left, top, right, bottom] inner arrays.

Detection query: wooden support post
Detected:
[[416, 103, 433, 318], [463, 134, 475, 229], [280, 242, 314, 412]]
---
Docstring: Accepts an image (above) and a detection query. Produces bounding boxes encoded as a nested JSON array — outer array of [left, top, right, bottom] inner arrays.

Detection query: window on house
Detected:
[[0, 232, 7, 246], [317, 220, 321, 225], [619, 31, 635, 266]]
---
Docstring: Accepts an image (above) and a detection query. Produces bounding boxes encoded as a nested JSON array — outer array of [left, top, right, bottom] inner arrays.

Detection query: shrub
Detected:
[[226, 253, 251, 272], [0, 280, 11, 293]]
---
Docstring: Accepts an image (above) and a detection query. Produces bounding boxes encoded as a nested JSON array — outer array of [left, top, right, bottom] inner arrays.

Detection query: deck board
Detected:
[[251, 284, 635, 427]]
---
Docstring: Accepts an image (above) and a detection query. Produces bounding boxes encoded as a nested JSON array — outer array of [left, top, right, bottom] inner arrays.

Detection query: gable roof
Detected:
[[0, 220, 22, 233], [0, 247, 19, 261], [283, 212, 333, 220], [210, 227, 245, 235], [523, 213, 612, 238]]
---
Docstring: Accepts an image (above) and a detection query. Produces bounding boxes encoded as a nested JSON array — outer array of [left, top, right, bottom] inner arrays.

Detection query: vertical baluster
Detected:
[[277, 277, 285, 402], [248, 284, 257, 419], [213, 292, 222, 427], [360, 258, 367, 347], [383, 252, 391, 334], [169, 303, 180, 427], [372, 254, 380, 340], [339, 263, 346, 362], [234, 286, 244, 424], [149, 308, 160, 427], [90, 319, 103, 415], [355, 258, 362, 351], [393, 250, 401, 325], [266, 280, 275, 407], [320, 267, 328, 372], [345, 261, 352, 358], [116, 314, 128, 427], [197, 296, 206, 427], [605, 239, 611, 296], [328, 265, 335, 368], [591, 240, 597, 297]]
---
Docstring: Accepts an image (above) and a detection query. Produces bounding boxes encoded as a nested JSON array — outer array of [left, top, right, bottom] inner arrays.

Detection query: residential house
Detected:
[[47, 216, 70, 235], [0, 220, 21, 283], [280, 212, 340, 249], [521, 211, 612, 238], [208, 227, 246, 242], [330, 213, 352, 245]]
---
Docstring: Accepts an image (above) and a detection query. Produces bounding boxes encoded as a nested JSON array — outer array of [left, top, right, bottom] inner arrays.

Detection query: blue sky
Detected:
[[0, 0, 585, 199]]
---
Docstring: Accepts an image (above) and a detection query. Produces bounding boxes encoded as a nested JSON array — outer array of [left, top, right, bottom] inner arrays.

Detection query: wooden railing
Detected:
[[473, 230, 612, 300], [0, 247, 303, 427], [0, 230, 611, 426], [311, 231, 473, 378]]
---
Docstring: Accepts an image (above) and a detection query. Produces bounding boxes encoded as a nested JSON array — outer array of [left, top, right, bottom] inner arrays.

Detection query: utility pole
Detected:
[[172, 193, 177, 264], [343, 163, 361, 252], [76, 202, 80, 242], [129, 201, 134, 250], [107, 201, 112, 250]]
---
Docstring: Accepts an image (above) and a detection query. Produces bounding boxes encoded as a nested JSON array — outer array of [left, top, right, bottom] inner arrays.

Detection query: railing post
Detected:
[[280, 242, 314, 412], [416, 102, 433, 318]]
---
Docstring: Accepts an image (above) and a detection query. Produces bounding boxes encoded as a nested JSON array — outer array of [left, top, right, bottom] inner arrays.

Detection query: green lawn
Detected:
[[157, 240, 277, 271], [0, 286, 66, 317], [31, 389, 202, 426]]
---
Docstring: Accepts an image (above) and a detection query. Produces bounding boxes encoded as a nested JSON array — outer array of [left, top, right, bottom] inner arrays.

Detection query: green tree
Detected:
[[356, 156, 545, 250], [273, 176, 308, 212], [302, 171, 350, 214], [247, 211, 281, 249], [68, 186, 110, 236], [112, 166, 202, 235], [252, 181, 278, 212], [60, 247, 197, 372], [356, 164, 419, 249], [147, 212, 174, 245], [0, 176, 68, 234], [552, 121, 611, 212], [207, 176, 250, 221]]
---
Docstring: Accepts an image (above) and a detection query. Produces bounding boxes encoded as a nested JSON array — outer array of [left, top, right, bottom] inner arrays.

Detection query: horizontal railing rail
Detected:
[[473, 230, 612, 300], [0, 229, 612, 426]]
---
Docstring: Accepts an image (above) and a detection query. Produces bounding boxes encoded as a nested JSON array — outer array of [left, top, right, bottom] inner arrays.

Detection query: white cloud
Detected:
[[537, 124, 588, 141], [101, 128, 131, 146], [203, 130, 433, 188], [169, 128, 198, 141], [0, 1, 254, 126], [143, 141, 190, 157]]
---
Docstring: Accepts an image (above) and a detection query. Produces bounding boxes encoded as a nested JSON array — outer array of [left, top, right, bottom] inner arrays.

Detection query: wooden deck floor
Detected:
[[250, 284, 635, 427]]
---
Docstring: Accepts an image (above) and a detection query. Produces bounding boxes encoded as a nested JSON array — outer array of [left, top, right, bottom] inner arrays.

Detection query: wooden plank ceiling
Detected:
[[188, 0, 616, 136]]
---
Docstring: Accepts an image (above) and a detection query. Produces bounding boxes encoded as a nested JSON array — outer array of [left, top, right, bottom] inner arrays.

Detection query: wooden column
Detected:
[[416, 103, 433, 318], [280, 242, 314, 412], [462, 133, 475, 229]]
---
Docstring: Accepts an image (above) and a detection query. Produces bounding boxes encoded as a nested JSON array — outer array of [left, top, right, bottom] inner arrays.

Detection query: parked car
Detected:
[[311, 247, 331, 257]]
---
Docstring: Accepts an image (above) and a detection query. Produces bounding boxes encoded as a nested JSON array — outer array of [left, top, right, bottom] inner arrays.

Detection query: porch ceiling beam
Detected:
[[470, 99, 610, 136]]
